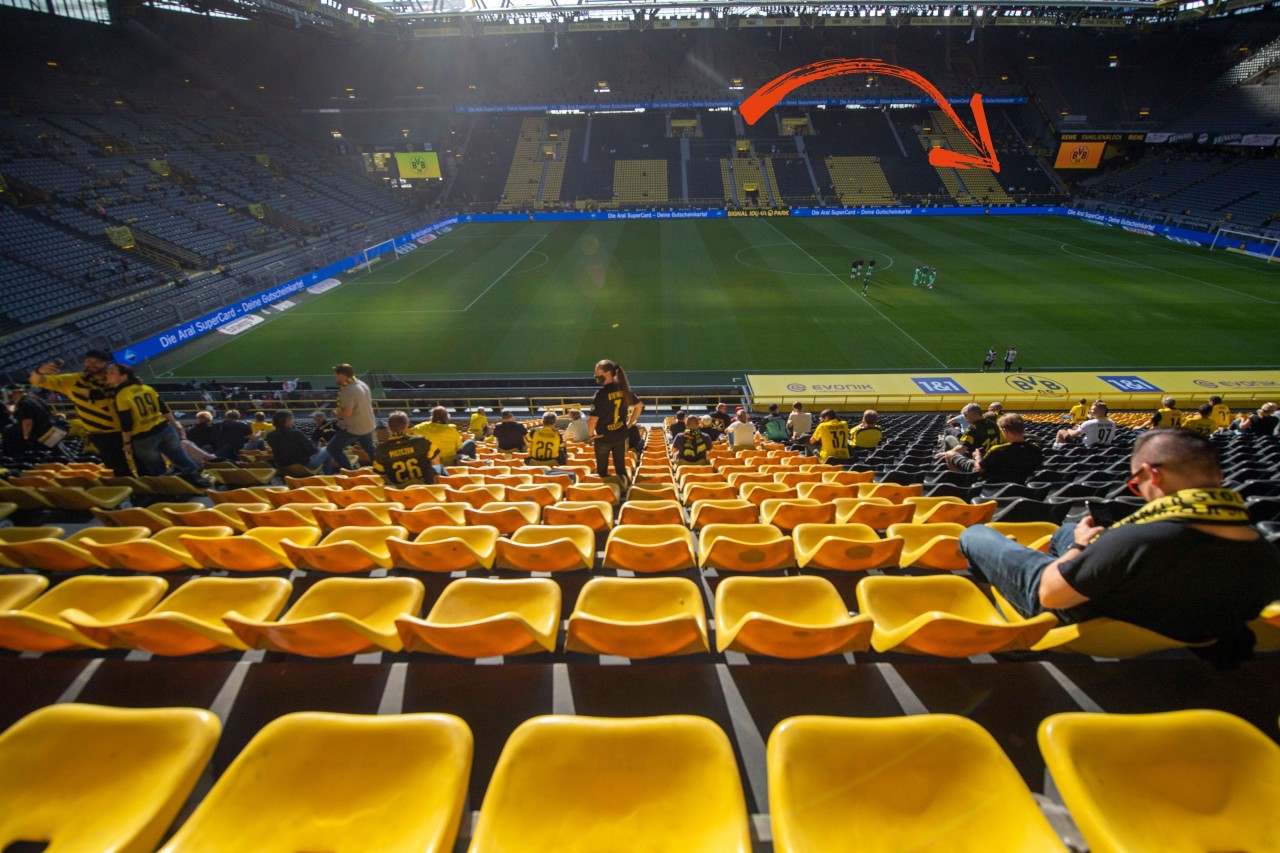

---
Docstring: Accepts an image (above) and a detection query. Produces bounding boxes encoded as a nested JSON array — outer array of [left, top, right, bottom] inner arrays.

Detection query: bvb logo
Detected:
[[1005, 374, 1068, 396], [410, 157, 427, 173], [1069, 146, 1091, 165]]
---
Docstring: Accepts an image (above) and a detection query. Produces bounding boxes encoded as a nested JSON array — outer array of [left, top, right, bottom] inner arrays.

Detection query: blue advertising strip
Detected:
[[1063, 208, 1277, 256], [792, 205, 1065, 217], [456, 97, 1026, 113]]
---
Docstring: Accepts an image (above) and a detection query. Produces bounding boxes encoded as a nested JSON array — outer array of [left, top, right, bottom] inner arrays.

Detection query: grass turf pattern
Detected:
[[156, 215, 1280, 379]]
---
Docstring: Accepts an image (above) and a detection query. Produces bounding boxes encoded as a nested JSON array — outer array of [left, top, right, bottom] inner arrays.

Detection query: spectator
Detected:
[[787, 401, 812, 446], [1065, 398, 1089, 424], [960, 430, 1280, 661], [1140, 396, 1182, 430], [725, 409, 758, 450], [214, 410, 252, 461], [246, 411, 274, 450], [1235, 402, 1278, 436], [668, 410, 687, 440], [187, 410, 218, 452], [809, 409, 851, 465], [1055, 401, 1117, 449], [948, 413, 1042, 484], [936, 403, 1001, 467], [264, 410, 329, 472], [319, 363, 377, 471], [1182, 403, 1218, 437], [672, 414, 713, 466], [493, 410, 528, 453], [708, 402, 731, 433], [527, 412, 567, 466], [762, 403, 789, 442], [372, 411, 437, 485], [411, 406, 476, 467], [851, 409, 883, 451], [106, 363, 207, 486], [6, 385, 66, 456], [309, 411, 338, 446], [1208, 396, 1232, 431], [30, 349, 127, 475], [588, 358, 642, 481], [469, 406, 490, 441], [564, 408, 590, 444]]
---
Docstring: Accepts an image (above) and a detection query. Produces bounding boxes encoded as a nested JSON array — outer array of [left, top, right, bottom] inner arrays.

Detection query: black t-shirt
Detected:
[[14, 395, 53, 440], [372, 434, 437, 485], [959, 418, 1002, 454], [980, 440, 1042, 484], [591, 382, 628, 442], [265, 426, 318, 468], [1059, 522, 1280, 641], [493, 420, 528, 451], [668, 421, 686, 438], [1246, 414, 1278, 436], [708, 411, 731, 431]]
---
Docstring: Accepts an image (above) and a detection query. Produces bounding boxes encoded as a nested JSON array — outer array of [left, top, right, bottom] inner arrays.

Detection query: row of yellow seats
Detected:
[[5, 703, 1277, 853], [675, 467, 871, 486], [201, 481, 622, 508], [0, 484, 133, 511]]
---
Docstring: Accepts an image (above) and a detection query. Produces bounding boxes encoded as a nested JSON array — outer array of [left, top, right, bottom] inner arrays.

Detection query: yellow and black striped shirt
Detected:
[[33, 372, 121, 433], [114, 383, 170, 436]]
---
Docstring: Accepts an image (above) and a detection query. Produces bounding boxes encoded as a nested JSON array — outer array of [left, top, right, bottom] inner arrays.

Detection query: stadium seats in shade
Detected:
[[160, 503, 260, 533], [91, 502, 202, 532], [0, 502, 15, 523], [565, 577, 709, 657], [494, 525, 595, 572], [388, 526, 501, 572], [470, 715, 749, 853], [698, 523, 796, 572], [0, 576, 169, 652], [601, 525, 697, 572], [541, 500, 614, 532], [792, 523, 905, 571], [985, 521, 1060, 551], [206, 467, 277, 487], [617, 499, 685, 526], [82, 525, 235, 572], [239, 503, 334, 528], [0, 574, 49, 610], [1250, 602, 1280, 652], [387, 503, 469, 532], [181, 527, 322, 571], [224, 577, 424, 656], [774, 471, 825, 487], [0, 526, 147, 572], [464, 502, 542, 535], [833, 498, 915, 529], [0, 703, 221, 853], [157, 712, 473, 853], [208, 487, 284, 506], [856, 575, 1058, 656], [887, 523, 970, 571], [138, 477, 207, 498], [758, 498, 836, 532], [281, 526, 406, 573], [0, 486, 55, 511], [688, 499, 758, 530], [396, 578, 561, 656], [714, 576, 872, 657], [63, 577, 292, 655], [769, 714, 1068, 853], [41, 486, 133, 511], [1038, 710, 1280, 853]]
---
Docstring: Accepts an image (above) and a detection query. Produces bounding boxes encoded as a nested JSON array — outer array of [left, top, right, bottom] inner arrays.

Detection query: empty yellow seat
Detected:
[[601, 524, 697, 572], [42, 485, 133, 510], [464, 501, 541, 535], [0, 526, 66, 568], [833, 498, 915, 529], [0, 575, 168, 652], [796, 482, 861, 503], [0, 526, 152, 572], [1250, 601, 1280, 652], [63, 577, 292, 655], [792, 523, 904, 571], [238, 502, 333, 528], [209, 486, 283, 505], [321, 485, 388, 507], [856, 575, 1057, 656], [774, 471, 824, 487], [769, 714, 1068, 853], [157, 711, 472, 853], [263, 486, 329, 507], [397, 578, 560, 656], [903, 495, 966, 518], [470, 714, 750, 852], [83, 525, 234, 572], [628, 483, 680, 503], [92, 502, 202, 533], [182, 527, 322, 571], [206, 467, 277, 487], [383, 484, 449, 507], [916, 499, 998, 527], [505, 483, 564, 508], [682, 482, 738, 505], [282, 525, 406, 573], [759, 498, 836, 532], [224, 576, 424, 656], [542, 500, 614, 532], [739, 483, 797, 508], [388, 526, 500, 572], [698, 523, 795, 572], [715, 575, 872, 657], [445, 483, 507, 509], [1038, 710, 1280, 853], [1021, 613, 1211, 657], [986, 521, 1059, 551], [495, 525, 595, 572], [565, 482, 621, 505], [161, 502, 261, 532], [617, 499, 684, 526], [857, 482, 923, 502], [0, 574, 49, 610], [312, 502, 402, 530], [0, 703, 220, 853], [0, 485, 55, 511], [887, 522, 969, 571], [566, 577, 708, 657], [688, 499, 758, 530], [388, 502, 469, 532], [822, 469, 875, 485]]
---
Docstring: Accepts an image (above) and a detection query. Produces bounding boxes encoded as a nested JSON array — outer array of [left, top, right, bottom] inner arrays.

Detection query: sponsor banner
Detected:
[[567, 20, 632, 31], [269, 300, 296, 312], [412, 26, 461, 37], [216, 315, 264, 336], [417, 234, 436, 245], [394, 151, 441, 180], [1145, 132, 1172, 144], [1063, 208, 1278, 256], [1241, 134, 1280, 147], [1214, 133, 1243, 146], [306, 278, 343, 294], [395, 244, 417, 255], [912, 377, 969, 395], [455, 97, 1025, 114], [1060, 133, 1145, 142], [1054, 141, 1105, 169], [791, 206, 1064, 217]]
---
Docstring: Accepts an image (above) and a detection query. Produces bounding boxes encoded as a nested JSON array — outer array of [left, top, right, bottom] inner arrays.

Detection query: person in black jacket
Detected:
[[264, 410, 328, 472], [214, 409, 253, 460]]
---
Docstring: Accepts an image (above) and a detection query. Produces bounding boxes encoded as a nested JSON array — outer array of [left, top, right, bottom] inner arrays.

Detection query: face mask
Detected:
[[594, 374, 606, 385]]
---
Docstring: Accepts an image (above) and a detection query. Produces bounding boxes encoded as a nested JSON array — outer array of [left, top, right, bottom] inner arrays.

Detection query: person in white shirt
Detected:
[[726, 410, 758, 450], [1055, 401, 1117, 449], [564, 408, 590, 443], [787, 401, 812, 444]]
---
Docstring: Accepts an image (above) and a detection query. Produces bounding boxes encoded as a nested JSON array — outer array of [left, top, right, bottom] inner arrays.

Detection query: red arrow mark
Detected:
[[740, 59, 1000, 173]]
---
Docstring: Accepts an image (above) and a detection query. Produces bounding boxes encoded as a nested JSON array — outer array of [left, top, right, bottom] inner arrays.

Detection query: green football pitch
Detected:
[[151, 215, 1280, 385]]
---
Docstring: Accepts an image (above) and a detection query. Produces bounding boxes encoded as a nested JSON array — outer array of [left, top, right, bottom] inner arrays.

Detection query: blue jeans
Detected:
[[320, 428, 377, 472], [133, 424, 199, 477], [958, 523, 1079, 622]]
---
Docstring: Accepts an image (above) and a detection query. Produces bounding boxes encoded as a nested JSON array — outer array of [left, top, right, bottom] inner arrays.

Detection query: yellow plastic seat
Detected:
[[505, 483, 564, 508], [856, 575, 1058, 656], [698, 523, 795, 572], [387, 502, 469, 533], [682, 482, 738, 505], [0, 526, 150, 572], [0, 526, 66, 568], [0, 575, 168, 651], [312, 502, 402, 530], [0, 703, 220, 853], [769, 714, 1068, 853], [160, 502, 261, 533], [775, 471, 825, 487], [822, 469, 876, 485], [92, 502, 201, 533], [903, 495, 966, 518], [157, 711, 472, 853], [331, 473, 383, 488], [857, 482, 924, 502], [1249, 602, 1280, 652], [436, 473, 483, 487], [759, 498, 836, 532], [715, 575, 872, 657], [282, 474, 336, 487], [262, 486, 330, 507], [676, 470, 728, 486], [383, 484, 449, 507], [42, 486, 133, 510], [83, 525, 235, 572], [688, 499, 758, 530], [541, 500, 614, 532], [795, 482, 861, 503], [470, 714, 749, 852], [628, 483, 681, 503], [181, 527, 322, 571], [986, 521, 1060, 551], [464, 501, 541, 535], [239, 502, 333, 529], [617, 499, 685, 526], [282, 525, 406, 573], [833, 498, 915, 529], [388, 526, 500, 572], [792, 523, 905, 571], [531, 471, 575, 488], [208, 486, 283, 505], [726, 472, 773, 487], [224, 576, 424, 656], [321, 485, 388, 507], [887, 522, 970, 571], [495, 525, 595, 572], [63, 577, 292, 655], [206, 467, 278, 487], [0, 574, 49, 610], [601, 524, 697, 573], [739, 482, 798, 508], [1038, 710, 1280, 853], [137, 476, 206, 498], [397, 578, 560, 656], [488, 474, 534, 487], [565, 577, 708, 657], [445, 483, 506, 509], [565, 482, 621, 505], [0, 485, 56, 510], [916, 499, 998, 527], [0, 501, 15, 522]]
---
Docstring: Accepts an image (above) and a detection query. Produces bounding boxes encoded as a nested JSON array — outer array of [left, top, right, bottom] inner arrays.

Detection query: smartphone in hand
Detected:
[[1085, 500, 1114, 527]]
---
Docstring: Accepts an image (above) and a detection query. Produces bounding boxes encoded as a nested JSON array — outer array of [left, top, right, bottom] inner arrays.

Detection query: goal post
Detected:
[[1209, 226, 1280, 263], [358, 238, 397, 273]]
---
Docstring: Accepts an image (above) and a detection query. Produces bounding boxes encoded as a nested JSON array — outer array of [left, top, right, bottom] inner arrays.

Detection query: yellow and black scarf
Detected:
[[1109, 487, 1252, 529]]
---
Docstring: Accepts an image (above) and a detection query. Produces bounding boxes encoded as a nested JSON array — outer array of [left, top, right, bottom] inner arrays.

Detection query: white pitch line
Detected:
[[764, 220, 947, 368], [384, 249, 454, 284], [462, 233, 549, 312]]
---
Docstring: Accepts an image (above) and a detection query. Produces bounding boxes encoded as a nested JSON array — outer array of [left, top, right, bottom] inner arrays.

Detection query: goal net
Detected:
[[1209, 226, 1280, 263]]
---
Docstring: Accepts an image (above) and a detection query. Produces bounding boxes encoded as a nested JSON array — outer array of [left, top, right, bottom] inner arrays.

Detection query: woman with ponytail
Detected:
[[587, 358, 643, 481]]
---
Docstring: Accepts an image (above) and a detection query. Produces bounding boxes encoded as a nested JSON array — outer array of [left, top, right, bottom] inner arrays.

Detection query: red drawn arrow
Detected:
[[740, 59, 1000, 173]]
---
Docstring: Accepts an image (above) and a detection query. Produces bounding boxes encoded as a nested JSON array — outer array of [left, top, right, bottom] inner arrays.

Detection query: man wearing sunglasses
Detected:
[[960, 429, 1280, 661]]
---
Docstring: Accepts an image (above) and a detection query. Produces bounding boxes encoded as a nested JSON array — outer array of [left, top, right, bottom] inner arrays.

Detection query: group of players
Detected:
[[848, 258, 937, 294]]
